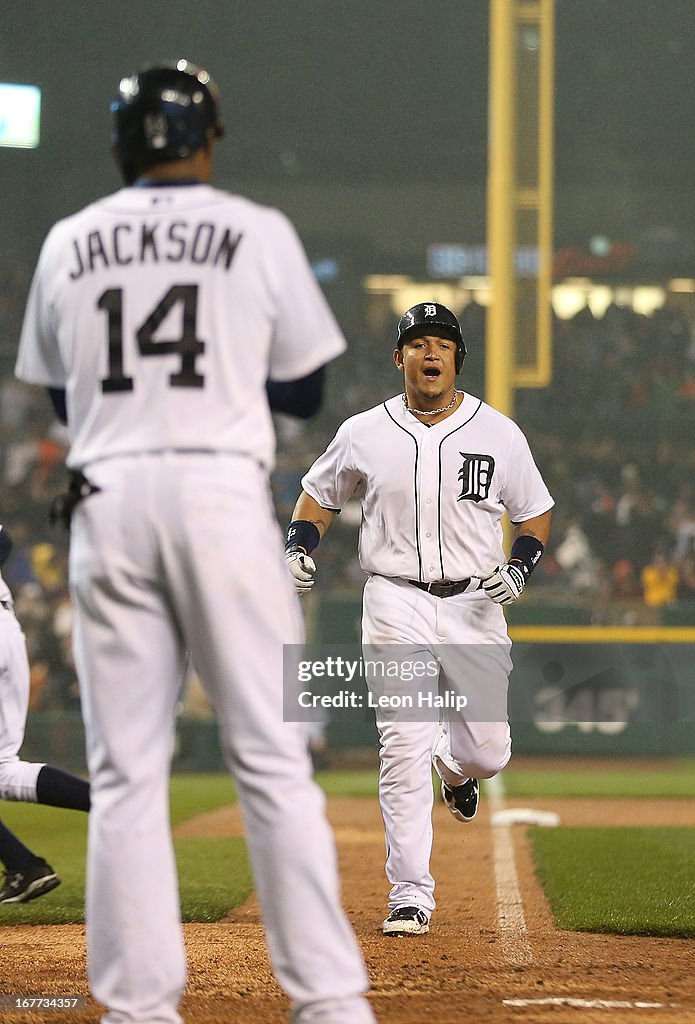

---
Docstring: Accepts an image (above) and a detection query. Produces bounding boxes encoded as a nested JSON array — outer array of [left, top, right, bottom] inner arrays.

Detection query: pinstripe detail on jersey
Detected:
[[383, 403, 423, 582], [436, 397, 483, 578]]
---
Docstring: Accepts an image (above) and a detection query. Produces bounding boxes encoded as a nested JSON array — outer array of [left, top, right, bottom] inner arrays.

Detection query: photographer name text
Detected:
[[298, 689, 468, 712]]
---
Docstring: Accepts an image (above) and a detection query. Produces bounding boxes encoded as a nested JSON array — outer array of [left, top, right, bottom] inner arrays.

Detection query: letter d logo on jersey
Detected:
[[457, 453, 495, 503]]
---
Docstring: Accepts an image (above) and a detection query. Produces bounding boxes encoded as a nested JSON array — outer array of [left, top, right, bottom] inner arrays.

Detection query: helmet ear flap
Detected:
[[455, 339, 467, 374]]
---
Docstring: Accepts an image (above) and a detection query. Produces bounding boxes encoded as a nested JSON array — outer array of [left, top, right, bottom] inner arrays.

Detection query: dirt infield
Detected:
[[2, 784, 694, 1024]]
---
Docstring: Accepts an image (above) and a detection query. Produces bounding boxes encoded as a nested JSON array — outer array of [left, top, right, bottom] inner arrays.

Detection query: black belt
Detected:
[[407, 578, 474, 599]]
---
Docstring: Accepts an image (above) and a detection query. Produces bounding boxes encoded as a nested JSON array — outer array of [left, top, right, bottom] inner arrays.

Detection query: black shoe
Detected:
[[441, 778, 479, 822], [0, 861, 61, 904], [382, 905, 429, 936]]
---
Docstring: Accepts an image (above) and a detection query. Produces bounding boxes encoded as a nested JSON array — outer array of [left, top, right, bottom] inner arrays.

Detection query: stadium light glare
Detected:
[[0, 83, 41, 148]]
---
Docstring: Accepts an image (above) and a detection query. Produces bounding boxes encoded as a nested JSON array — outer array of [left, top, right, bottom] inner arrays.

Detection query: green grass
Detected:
[[175, 836, 252, 921], [314, 769, 379, 797], [169, 772, 237, 825], [0, 811, 88, 924], [0, 774, 247, 925], [0, 770, 381, 925], [318, 763, 695, 800], [531, 827, 695, 937], [500, 759, 695, 799], [5, 766, 694, 934]]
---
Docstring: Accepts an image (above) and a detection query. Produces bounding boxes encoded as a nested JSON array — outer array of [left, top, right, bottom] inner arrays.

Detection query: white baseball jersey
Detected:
[[0, 568, 45, 802], [302, 392, 554, 582], [16, 184, 345, 470]]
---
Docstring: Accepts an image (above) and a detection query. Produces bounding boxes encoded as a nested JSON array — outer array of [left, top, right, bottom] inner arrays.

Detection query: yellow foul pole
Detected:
[[487, 0, 555, 407], [486, 0, 516, 419], [536, 0, 555, 388]]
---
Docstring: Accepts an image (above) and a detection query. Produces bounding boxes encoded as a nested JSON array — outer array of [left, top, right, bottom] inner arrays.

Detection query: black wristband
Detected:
[[509, 535, 544, 578], [285, 520, 321, 555]]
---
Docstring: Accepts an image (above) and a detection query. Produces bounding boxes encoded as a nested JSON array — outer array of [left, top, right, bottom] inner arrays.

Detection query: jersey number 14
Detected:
[[99, 284, 205, 392]]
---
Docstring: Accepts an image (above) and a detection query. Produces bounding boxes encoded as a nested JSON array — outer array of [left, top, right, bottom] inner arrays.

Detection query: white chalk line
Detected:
[[503, 997, 680, 1010], [484, 773, 533, 966], [488, 785, 682, 1013]]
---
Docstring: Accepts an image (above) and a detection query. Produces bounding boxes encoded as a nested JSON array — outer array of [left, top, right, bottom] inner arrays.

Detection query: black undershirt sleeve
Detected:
[[47, 387, 68, 425], [266, 365, 325, 419]]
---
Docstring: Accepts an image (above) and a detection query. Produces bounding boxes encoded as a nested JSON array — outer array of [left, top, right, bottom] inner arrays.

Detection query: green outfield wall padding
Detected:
[[505, 602, 590, 626], [662, 602, 695, 627]]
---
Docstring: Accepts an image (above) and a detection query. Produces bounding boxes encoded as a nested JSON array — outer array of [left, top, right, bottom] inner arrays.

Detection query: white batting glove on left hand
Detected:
[[285, 550, 317, 596], [476, 562, 527, 604]]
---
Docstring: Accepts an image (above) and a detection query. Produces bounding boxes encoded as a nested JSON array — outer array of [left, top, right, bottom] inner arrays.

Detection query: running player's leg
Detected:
[[374, 716, 438, 916], [0, 817, 61, 905], [362, 575, 439, 917], [433, 600, 512, 784]]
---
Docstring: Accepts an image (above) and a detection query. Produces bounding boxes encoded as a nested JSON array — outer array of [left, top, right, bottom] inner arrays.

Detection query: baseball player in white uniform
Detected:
[[16, 61, 374, 1024], [0, 523, 90, 903], [286, 302, 553, 936]]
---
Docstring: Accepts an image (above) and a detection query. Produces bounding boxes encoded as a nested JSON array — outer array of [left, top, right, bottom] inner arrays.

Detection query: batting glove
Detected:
[[476, 562, 526, 604], [285, 550, 317, 595]]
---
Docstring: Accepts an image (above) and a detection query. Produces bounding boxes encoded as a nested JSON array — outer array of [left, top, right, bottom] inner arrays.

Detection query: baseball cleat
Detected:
[[382, 906, 429, 936], [441, 777, 479, 822], [0, 861, 61, 904]]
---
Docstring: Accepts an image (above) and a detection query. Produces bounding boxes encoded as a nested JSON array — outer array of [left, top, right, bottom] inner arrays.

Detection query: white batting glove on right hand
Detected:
[[476, 562, 526, 604], [285, 550, 317, 596]]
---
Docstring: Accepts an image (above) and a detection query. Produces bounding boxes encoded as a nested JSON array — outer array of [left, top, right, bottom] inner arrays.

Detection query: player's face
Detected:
[[395, 333, 458, 402]]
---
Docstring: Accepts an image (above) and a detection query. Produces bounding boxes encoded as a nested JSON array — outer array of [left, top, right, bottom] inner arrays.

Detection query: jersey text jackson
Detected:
[[68, 221, 243, 279]]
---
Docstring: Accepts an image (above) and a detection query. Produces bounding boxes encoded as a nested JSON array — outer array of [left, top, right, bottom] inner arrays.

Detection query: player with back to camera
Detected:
[[0, 523, 90, 904], [286, 302, 553, 936], [16, 60, 375, 1024]]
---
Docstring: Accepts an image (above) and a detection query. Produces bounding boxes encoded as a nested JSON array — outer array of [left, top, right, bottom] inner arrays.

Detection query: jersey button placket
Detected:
[[419, 438, 440, 580]]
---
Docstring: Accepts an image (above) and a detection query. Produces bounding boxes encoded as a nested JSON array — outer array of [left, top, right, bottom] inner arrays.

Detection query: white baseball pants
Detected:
[[362, 574, 512, 916], [70, 453, 374, 1024]]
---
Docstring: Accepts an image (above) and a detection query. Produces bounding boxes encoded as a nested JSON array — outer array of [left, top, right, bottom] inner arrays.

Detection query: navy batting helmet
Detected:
[[396, 302, 466, 373], [111, 60, 224, 184]]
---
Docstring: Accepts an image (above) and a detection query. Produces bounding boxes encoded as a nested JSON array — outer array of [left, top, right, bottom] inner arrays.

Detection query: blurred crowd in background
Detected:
[[1, 267, 694, 712], [519, 299, 695, 619]]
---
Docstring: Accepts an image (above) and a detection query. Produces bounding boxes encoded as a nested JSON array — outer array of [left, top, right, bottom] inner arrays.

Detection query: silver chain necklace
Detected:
[[402, 389, 460, 417]]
